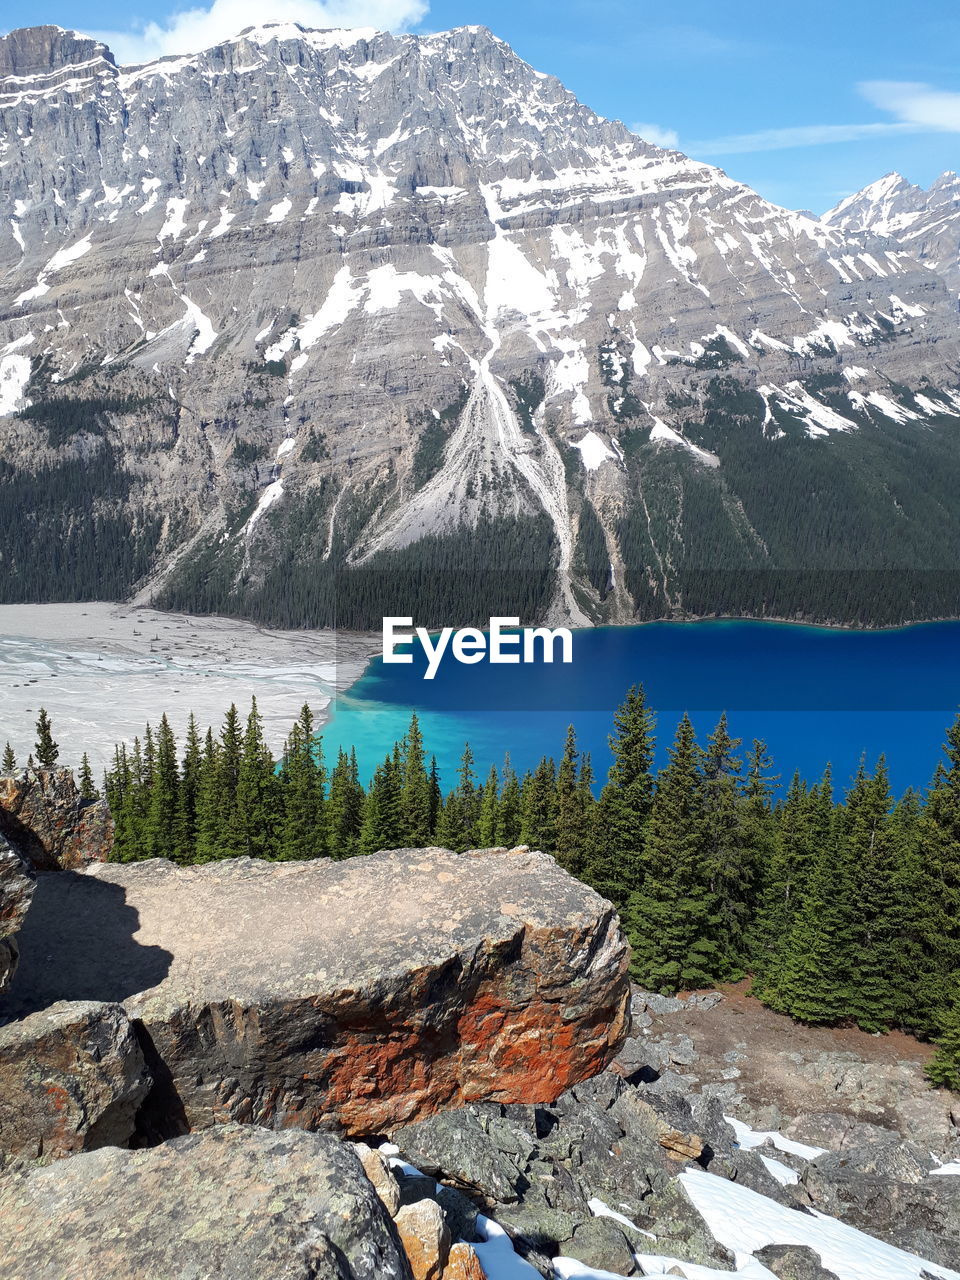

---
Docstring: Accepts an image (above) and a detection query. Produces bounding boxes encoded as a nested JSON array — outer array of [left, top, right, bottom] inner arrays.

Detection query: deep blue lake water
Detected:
[[322, 621, 960, 797]]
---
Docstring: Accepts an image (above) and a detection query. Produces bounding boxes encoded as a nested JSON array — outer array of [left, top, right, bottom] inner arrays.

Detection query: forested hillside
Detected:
[[9, 687, 960, 1090]]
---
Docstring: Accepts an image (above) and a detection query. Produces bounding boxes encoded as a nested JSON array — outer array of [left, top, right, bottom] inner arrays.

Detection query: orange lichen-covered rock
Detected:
[[395, 1199, 450, 1280], [6, 847, 631, 1138], [444, 1243, 487, 1280]]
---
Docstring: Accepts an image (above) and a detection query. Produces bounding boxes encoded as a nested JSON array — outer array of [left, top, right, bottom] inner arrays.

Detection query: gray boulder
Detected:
[[632, 1178, 736, 1271], [754, 1244, 840, 1280], [0, 1124, 414, 1279], [802, 1160, 960, 1270], [6, 850, 630, 1138], [394, 1105, 529, 1205], [0, 999, 151, 1160]]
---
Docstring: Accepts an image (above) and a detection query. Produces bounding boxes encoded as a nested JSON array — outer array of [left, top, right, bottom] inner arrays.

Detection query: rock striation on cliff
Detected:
[[4, 847, 631, 1138]]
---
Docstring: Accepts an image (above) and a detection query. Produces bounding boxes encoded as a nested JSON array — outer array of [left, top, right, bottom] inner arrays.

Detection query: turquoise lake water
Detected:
[[321, 621, 960, 797]]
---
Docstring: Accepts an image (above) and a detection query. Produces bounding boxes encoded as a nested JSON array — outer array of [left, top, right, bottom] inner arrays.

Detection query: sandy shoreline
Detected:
[[0, 604, 381, 775]]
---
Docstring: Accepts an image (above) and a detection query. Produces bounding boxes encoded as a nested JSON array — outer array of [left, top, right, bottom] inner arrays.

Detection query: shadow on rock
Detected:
[[0, 871, 173, 1019]]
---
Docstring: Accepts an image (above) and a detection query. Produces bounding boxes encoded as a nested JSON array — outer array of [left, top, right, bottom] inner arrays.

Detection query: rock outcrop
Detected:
[[390, 1071, 756, 1274], [0, 1000, 151, 1161], [4, 847, 630, 1137], [0, 769, 113, 870], [0, 1124, 414, 1279], [0, 834, 33, 993]]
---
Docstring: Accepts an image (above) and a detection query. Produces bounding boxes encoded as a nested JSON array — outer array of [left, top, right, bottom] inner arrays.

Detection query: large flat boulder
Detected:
[[0, 1000, 152, 1160], [0, 1123, 414, 1280], [0, 768, 113, 870], [0, 834, 34, 993], [4, 848, 630, 1137]]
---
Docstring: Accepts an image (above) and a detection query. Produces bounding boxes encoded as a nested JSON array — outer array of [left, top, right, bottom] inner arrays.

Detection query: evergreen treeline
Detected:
[[24, 691, 960, 1090]]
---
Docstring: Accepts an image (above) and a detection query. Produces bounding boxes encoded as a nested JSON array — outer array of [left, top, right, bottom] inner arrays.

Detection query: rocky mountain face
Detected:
[[825, 171, 960, 293], [2, 24, 960, 626]]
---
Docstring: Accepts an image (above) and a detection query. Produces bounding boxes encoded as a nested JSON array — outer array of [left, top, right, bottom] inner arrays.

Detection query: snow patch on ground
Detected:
[[0, 352, 32, 415], [760, 383, 858, 437], [158, 198, 189, 243], [265, 197, 292, 224], [758, 1154, 801, 1186], [364, 265, 445, 320], [725, 1116, 827, 1161], [571, 430, 616, 471], [681, 1167, 960, 1280], [486, 229, 559, 329], [650, 417, 720, 467], [266, 265, 361, 361], [177, 291, 217, 360]]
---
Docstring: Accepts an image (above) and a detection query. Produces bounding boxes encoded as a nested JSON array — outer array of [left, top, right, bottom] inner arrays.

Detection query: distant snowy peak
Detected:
[[825, 170, 960, 290]]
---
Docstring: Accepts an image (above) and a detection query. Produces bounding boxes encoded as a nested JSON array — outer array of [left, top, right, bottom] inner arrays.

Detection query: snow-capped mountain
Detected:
[[825, 170, 960, 293], [2, 23, 960, 627]]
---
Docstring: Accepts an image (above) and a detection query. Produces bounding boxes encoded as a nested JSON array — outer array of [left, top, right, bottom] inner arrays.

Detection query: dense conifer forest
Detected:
[[7, 690, 960, 1089]]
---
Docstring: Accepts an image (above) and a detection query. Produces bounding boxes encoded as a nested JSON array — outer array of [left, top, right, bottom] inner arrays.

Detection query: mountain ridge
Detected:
[[1, 22, 960, 628]]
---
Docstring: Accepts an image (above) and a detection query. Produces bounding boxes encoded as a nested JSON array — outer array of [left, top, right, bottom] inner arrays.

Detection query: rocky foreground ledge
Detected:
[[4, 847, 631, 1140]]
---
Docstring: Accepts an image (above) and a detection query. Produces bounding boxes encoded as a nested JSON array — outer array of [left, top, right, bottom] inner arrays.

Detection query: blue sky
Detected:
[[4, 0, 958, 212]]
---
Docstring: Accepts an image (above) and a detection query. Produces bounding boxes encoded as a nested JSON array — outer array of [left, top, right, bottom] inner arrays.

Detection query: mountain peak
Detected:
[[0, 25, 116, 78]]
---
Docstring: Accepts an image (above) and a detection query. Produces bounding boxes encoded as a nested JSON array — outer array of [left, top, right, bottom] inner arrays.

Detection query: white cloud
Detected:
[[859, 80, 960, 131], [93, 0, 428, 63], [687, 78, 960, 157], [630, 122, 679, 149], [688, 121, 921, 156]]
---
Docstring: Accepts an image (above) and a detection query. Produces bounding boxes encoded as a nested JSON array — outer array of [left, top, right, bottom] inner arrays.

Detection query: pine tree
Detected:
[[496, 755, 522, 848], [2, 743, 16, 774], [751, 772, 814, 989], [194, 729, 223, 863], [235, 697, 280, 859], [519, 757, 556, 853], [928, 987, 960, 1091], [278, 705, 327, 861], [435, 790, 463, 851], [401, 713, 433, 846], [703, 714, 750, 979], [143, 715, 180, 860], [78, 753, 98, 800], [629, 715, 720, 993], [177, 714, 203, 863], [456, 743, 481, 849], [584, 685, 655, 910], [327, 748, 364, 858], [212, 704, 245, 860], [143, 723, 156, 791], [914, 714, 960, 1033], [34, 708, 59, 767], [476, 765, 500, 848], [360, 752, 404, 855], [427, 757, 442, 838], [765, 768, 859, 1024], [105, 744, 138, 861], [844, 758, 900, 1032], [555, 726, 590, 876]]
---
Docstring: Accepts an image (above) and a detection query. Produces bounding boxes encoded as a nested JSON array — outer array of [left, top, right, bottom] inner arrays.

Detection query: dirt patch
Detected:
[[634, 981, 955, 1154]]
